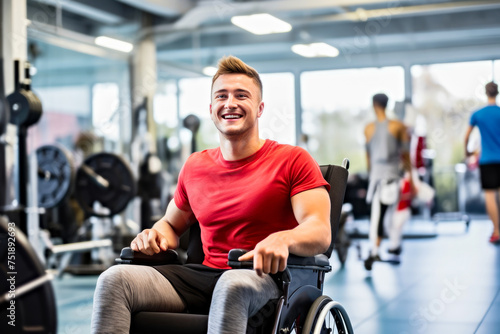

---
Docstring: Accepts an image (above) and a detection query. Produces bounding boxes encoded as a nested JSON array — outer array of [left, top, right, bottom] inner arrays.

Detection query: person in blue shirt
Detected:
[[465, 81, 500, 244]]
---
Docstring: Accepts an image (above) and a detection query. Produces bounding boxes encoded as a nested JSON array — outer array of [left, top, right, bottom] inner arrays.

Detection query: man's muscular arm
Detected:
[[238, 186, 331, 276], [131, 200, 194, 255]]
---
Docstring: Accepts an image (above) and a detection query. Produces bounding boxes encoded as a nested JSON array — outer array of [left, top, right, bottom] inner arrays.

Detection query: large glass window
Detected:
[[494, 60, 500, 85], [30, 85, 91, 150], [29, 40, 130, 156], [260, 73, 296, 145], [411, 61, 493, 168], [411, 60, 494, 212], [92, 83, 120, 142], [301, 66, 405, 172], [178, 77, 215, 151]]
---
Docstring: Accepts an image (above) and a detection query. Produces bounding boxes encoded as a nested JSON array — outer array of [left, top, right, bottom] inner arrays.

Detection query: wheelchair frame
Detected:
[[117, 160, 354, 334]]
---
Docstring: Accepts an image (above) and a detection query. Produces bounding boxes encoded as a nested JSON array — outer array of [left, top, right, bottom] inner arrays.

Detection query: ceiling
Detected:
[[26, 0, 500, 78]]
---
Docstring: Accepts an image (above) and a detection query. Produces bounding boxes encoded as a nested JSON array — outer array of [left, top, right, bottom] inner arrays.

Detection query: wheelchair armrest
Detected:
[[227, 249, 253, 269], [287, 254, 330, 267], [115, 247, 180, 265], [227, 249, 330, 268]]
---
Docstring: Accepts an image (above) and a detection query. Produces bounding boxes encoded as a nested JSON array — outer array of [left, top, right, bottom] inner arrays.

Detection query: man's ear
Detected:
[[209, 104, 212, 115], [257, 101, 264, 118]]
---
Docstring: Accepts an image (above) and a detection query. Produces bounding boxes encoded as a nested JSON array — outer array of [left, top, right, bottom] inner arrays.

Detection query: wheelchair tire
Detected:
[[302, 295, 354, 334]]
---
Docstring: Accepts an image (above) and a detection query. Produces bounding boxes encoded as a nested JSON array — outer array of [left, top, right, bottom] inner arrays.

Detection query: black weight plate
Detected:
[[24, 90, 43, 126], [0, 216, 58, 333], [75, 153, 136, 217], [36, 145, 74, 209], [7, 90, 30, 126]]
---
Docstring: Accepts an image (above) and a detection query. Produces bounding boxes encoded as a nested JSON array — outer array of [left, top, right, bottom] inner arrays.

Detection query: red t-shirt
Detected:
[[174, 139, 330, 269]]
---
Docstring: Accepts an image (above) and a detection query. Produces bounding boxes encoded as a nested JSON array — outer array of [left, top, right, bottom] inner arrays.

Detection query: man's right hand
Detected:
[[130, 229, 169, 256]]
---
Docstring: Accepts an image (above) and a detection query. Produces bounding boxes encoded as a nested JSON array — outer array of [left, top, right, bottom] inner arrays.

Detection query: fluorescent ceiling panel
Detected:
[[202, 66, 218, 76], [95, 36, 133, 53], [231, 13, 292, 35], [291, 43, 339, 58]]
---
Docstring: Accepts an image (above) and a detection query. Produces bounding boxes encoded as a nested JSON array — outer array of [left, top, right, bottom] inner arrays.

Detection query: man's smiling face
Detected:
[[210, 73, 264, 138]]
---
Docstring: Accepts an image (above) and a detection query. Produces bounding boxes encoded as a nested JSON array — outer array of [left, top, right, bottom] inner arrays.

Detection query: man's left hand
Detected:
[[237, 231, 289, 277]]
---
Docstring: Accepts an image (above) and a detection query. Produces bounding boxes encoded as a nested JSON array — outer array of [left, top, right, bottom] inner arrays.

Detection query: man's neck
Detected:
[[487, 97, 497, 105], [375, 108, 387, 121], [219, 133, 266, 161]]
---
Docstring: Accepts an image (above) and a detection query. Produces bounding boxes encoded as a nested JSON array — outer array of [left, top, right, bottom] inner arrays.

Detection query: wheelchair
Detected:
[[117, 160, 354, 334]]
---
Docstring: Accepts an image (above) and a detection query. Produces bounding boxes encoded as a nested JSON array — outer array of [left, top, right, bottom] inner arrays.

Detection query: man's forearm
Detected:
[[152, 218, 181, 250]]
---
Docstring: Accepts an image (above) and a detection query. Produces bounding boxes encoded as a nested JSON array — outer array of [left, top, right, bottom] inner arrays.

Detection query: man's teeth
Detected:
[[223, 115, 242, 119]]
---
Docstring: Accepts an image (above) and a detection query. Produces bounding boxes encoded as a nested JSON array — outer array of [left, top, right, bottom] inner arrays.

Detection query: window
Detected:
[[260, 73, 296, 145], [411, 60, 494, 212], [301, 66, 405, 172], [411, 61, 493, 168], [92, 83, 120, 142], [29, 85, 91, 150]]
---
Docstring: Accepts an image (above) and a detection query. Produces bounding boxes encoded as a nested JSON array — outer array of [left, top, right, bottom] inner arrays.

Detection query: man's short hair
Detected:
[[485, 81, 499, 98], [211, 56, 263, 99], [372, 93, 389, 109]]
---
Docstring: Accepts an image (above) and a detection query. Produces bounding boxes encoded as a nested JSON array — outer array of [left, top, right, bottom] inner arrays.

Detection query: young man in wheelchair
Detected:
[[91, 56, 331, 334]]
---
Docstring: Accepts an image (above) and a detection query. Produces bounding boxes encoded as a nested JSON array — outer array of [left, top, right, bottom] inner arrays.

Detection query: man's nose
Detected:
[[224, 95, 237, 109]]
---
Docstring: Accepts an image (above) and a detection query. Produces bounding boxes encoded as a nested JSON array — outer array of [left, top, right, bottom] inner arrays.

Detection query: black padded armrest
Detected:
[[115, 247, 180, 265], [227, 249, 330, 269], [227, 249, 253, 268], [287, 254, 330, 267]]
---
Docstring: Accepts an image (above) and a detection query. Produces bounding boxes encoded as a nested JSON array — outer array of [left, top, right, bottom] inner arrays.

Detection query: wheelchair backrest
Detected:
[[320, 162, 349, 259], [181, 160, 349, 264]]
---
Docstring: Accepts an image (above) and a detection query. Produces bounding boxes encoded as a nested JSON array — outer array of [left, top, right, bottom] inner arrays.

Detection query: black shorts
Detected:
[[480, 163, 500, 190], [154, 264, 226, 314]]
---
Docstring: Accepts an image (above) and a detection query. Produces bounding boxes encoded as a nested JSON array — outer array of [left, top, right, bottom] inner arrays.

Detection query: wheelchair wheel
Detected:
[[302, 295, 354, 334]]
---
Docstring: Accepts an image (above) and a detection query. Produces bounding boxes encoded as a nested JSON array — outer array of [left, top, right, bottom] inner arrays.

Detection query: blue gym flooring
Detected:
[[52, 218, 500, 334]]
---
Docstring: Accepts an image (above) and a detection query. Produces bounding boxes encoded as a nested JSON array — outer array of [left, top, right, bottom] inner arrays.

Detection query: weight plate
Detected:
[[36, 145, 75, 209], [25, 90, 43, 126], [75, 153, 136, 217], [0, 216, 58, 333], [7, 90, 30, 126]]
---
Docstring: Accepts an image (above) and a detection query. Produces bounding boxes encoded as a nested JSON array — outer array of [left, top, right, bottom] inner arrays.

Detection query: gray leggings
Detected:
[[91, 265, 280, 334]]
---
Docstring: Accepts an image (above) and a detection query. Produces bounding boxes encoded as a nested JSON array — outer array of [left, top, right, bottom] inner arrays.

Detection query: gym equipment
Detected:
[[36, 145, 74, 209], [3, 60, 43, 233], [0, 216, 57, 333], [7, 61, 42, 127], [118, 160, 354, 334], [0, 59, 8, 136], [41, 151, 137, 276], [432, 163, 471, 231], [183, 114, 200, 153], [0, 58, 11, 210], [75, 152, 136, 218]]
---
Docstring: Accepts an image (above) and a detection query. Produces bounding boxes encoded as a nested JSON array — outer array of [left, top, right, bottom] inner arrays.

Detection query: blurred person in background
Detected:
[[464, 81, 500, 244], [364, 93, 413, 270]]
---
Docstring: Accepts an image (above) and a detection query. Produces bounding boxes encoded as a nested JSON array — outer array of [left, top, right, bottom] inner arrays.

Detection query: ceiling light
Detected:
[[291, 43, 339, 58], [202, 66, 218, 76], [231, 13, 292, 35], [95, 36, 133, 53]]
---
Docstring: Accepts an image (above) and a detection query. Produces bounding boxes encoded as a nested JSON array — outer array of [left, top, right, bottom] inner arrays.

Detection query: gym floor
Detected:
[[53, 217, 500, 334]]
